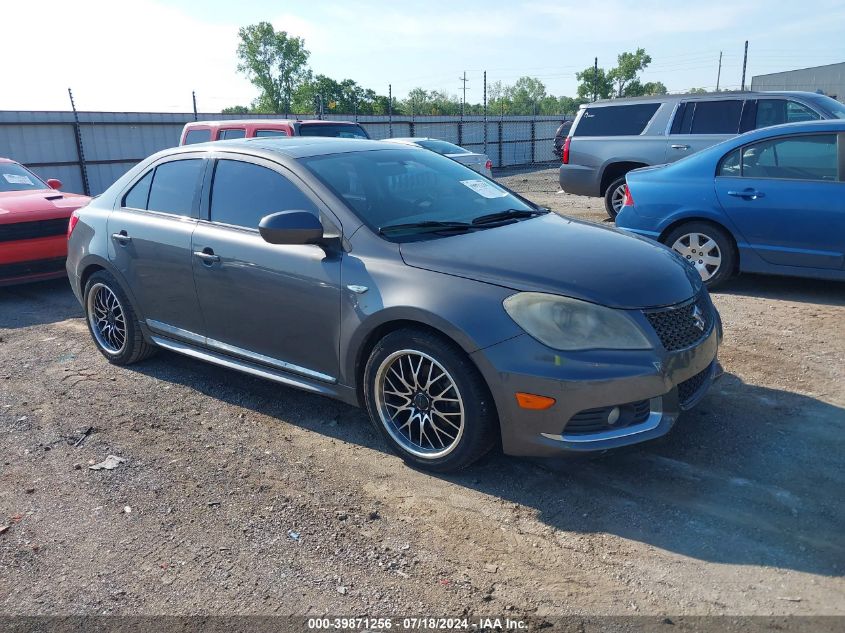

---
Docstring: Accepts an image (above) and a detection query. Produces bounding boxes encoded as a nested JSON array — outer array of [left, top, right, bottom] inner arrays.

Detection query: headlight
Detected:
[[503, 292, 652, 351]]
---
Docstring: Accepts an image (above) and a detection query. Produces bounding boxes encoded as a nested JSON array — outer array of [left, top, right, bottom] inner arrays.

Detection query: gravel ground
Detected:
[[1, 166, 843, 621]]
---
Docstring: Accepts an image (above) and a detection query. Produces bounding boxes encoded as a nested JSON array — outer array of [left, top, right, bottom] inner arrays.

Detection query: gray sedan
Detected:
[[66, 137, 722, 472], [387, 137, 493, 178]]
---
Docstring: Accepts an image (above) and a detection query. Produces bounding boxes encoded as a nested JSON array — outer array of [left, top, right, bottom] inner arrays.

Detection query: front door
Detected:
[[191, 156, 342, 382], [107, 157, 206, 340], [714, 133, 844, 270]]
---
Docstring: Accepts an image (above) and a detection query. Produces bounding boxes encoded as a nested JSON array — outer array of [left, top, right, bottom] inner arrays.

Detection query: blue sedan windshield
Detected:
[[301, 149, 533, 232]]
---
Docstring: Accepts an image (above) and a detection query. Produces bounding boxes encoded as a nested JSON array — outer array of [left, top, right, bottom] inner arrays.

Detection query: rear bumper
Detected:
[[470, 322, 721, 457], [559, 164, 601, 197]]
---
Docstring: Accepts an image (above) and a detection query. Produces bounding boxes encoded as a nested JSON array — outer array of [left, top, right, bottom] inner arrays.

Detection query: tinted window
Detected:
[[184, 129, 211, 145], [690, 100, 742, 134], [146, 159, 203, 216], [255, 129, 288, 137], [740, 134, 837, 181], [756, 99, 821, 128], [220, 128, 246, 140], [298, 123, 369, 139], [123, 169, 153, 208], [414, 139, 470, 155], [210, 160, 317, 229], [573, 103, 660, 137]]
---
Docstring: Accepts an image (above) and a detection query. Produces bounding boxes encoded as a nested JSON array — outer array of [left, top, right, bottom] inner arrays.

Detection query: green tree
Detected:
[[236, 21, 310, 114], [608, 48, 652, 97], [221, 105, 251, 114], [687, 87, 708, 94], [575, 65, 613, 101], [623, 79, 668, 97]]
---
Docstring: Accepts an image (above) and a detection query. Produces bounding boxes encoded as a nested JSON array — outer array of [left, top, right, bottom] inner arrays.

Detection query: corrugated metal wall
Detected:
[[0, 111, 568, 196], [751, 62, 845, 101]]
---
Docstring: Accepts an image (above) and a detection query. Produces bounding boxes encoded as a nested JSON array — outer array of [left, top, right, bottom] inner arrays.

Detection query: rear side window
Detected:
[[220, 128, 246, 140], [184, 129, 211, 145], [146, 159, 203, 216], [756, 100, 821, 128], [210, 160, 318, 229], [717, 148, 741, 177], [573, 103, 660, 137], [741, 134, 837, 181], [123, 169, 154, 209], [255, 129, 288, 137], [689, 100, 743, 134], [298, 124, 369, 139]]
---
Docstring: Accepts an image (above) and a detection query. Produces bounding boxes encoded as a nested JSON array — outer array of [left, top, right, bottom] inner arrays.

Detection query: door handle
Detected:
[[111, 231, 131, 243], [727, 189, 765, 200], [193, 250, 221, 263], [670, 144, 690, 150]]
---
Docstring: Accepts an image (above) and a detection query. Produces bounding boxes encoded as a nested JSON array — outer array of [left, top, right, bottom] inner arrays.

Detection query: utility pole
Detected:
[[192, 91, 198, 120], [592, 57, 598, 102], [483, 70, 488, 157], [716, 51, 723, 92], [388, 84, 393, 138], [741, 40, 749, 91], [458, 71, 468, 118], [67, 88, 90, 197]]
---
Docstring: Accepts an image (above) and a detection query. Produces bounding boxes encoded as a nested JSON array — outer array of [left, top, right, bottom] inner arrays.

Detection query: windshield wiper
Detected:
[[378, 220, 473, 235], [471, 208, 548, 225]]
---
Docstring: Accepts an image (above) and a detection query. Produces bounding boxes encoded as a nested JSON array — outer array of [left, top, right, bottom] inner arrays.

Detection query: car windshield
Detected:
[[0, 163, 48, 192], [414, 139, 470, 155], [299, 123, 368, 139], [812, 95, 845, 119], [301, 149, 536, 239]]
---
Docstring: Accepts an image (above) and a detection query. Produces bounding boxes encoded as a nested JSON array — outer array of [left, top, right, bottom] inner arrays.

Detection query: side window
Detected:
[[741, 134, 837, 181], [123, 169, 154, 209], [690, 100, 743, 134], [210, 160, 318, 229], [786, 101, 821, 123], [756, 99, 787, 128], [220, 128, 246, 140], [146, 159, 203, 216], [717, 148, 741, 177], [572, 103, 660, 136], [255, 129, 288, 137], [184, 129, 211, 144]]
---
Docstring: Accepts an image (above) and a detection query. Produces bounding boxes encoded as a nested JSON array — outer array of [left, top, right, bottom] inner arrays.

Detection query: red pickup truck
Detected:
[[180, 119, 370, 145]]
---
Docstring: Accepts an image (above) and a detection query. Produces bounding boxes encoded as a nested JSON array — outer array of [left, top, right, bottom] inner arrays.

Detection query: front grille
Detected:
[[643, 293, 713, 352], [0, 218, 69, 243], [677, 367, 710, 406], [0, 257, 66, 280], [564, 399, 651, 435]]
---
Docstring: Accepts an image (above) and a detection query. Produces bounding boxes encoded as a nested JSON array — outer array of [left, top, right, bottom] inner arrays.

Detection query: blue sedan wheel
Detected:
[[663, 222, 736, 288]]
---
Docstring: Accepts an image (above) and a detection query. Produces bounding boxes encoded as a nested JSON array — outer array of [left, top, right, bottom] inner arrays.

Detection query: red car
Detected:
[[180, 119, 370, 145], [0, 158, 90, 286]]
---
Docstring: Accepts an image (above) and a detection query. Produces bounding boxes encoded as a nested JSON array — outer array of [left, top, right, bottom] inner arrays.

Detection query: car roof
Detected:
[[0, 157, 18, 164], [168, 136, 419, 159], [585, 90, 830, 107], [183, 119, 363, 128]]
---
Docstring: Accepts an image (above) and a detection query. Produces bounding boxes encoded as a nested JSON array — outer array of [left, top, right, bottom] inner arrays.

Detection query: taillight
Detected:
[[485, 159, 493, 171], [562, 137, 571, 164], [623, 184, 634, 207], [67, 210, 80, 239]]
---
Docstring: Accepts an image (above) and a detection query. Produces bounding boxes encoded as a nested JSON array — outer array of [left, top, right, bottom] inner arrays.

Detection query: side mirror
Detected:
[[47, 179, 62, 190], [258, 211, 324, 245]]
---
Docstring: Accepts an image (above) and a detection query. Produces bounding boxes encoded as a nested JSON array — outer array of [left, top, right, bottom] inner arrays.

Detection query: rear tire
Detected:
[[662, 221, 736, 288], [604, 176, 627, 219], [363, 328, 497, 472], [84, 270, 156, 365]]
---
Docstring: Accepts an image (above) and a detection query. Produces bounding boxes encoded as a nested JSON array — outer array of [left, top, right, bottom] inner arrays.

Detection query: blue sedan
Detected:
[[616, 120, 845, 287]]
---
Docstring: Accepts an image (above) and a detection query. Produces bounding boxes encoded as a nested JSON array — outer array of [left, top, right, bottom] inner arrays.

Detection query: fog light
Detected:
[[607, 406, 621, 426]]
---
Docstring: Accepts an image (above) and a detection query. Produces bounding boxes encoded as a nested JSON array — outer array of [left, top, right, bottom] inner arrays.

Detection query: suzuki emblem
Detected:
[[692, 305, 706, 332]]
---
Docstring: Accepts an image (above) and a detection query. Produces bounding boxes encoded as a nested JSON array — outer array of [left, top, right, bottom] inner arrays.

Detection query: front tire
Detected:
[[363, 328, 497, 472], [603, 176, 628, 219], [662, 221, 736, 288], [84, 270, 156, 365]]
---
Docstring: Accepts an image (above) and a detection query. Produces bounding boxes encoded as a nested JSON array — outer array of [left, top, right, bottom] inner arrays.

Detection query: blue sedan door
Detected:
[[714, 133, 845, 270]]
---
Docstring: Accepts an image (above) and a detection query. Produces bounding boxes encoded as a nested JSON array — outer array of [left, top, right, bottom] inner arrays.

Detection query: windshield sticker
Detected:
[[3, 173, 34, 185], [460, 179, 507, 199]]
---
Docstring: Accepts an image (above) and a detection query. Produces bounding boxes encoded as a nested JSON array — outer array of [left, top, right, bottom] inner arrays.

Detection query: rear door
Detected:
[[667, 99, 746, 161], [714, 133, 844, 270], [191, 155, 342, 381], [107, 157, 206, 338]]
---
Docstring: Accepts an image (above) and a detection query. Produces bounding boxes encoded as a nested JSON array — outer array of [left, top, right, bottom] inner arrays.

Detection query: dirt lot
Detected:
[[1, 166, 843, 622]]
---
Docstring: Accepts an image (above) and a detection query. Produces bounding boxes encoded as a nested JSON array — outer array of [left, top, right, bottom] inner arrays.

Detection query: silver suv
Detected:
[[559, 91, 845, 217]]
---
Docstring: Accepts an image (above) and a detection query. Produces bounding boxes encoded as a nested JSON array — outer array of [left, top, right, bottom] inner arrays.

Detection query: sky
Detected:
[[3, 0, 845, 112]]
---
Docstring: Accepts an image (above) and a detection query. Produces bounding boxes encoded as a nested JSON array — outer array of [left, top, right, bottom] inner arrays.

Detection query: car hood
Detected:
[[0, 189, 91, 224], [399, 214, 701, 309]]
